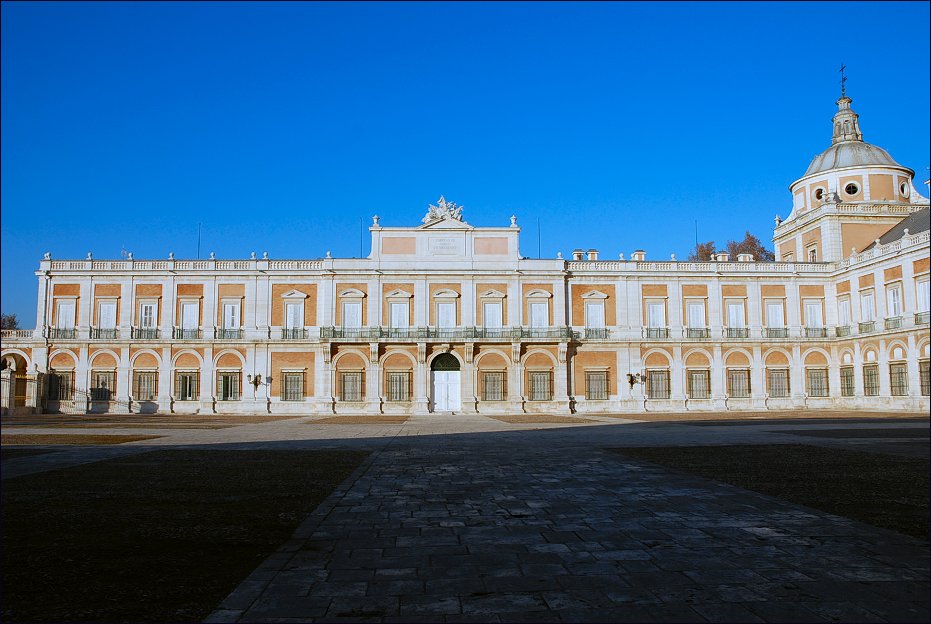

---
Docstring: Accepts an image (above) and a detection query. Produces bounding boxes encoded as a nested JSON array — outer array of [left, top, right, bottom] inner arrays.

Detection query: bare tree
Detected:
[[687, 241, 716, 262], [1, 313, 20, 330], [725, 231, 775, 261]]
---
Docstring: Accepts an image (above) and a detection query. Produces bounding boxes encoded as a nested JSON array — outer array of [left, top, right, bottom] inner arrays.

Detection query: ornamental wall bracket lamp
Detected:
[[247, 374, 272, 390], [627, 373, 645, 390]]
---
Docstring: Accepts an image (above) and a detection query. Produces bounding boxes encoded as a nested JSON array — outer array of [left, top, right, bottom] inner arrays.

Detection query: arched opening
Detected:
[[431, 354, 460, 411], [2, 353, 29, 407]]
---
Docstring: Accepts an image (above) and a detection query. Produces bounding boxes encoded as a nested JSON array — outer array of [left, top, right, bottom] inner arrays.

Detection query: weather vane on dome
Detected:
[[839, 63, 847, 97]]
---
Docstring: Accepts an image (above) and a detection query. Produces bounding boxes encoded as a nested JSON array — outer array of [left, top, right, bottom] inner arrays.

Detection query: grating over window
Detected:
[[482, 371, 506, 401], [47, 371, 74, 400], [863, 364, 879, 396], [726, 369, 750, 398], [175, 371, 199, 401], [647, 369, 670, 399], [840, 367, 855, 397], [528, 371, 552, 401], [920, 360, 930, 396], [687, 369, 710, 399], [91, 371, 115, 401], [218, 372, 241, 401], [766, 368, 790, 398], [133, 371, 157, 401], [386, 371, 411, 402], [283, 372, 304, 401], [890, 363, 908, 396], [585, 371, 608, 400], [806, 368, 829, 397], [340, 371, 364, 401]]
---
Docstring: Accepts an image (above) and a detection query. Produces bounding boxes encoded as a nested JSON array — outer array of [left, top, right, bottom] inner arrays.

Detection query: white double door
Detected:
[[432, 371, 461, 411]]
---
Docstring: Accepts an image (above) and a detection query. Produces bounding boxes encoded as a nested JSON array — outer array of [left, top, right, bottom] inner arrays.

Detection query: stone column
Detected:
[[314, 344, 334, 414], [118, 346, 131, 409], [790, 344, 805, 407], [878, 339, 891, 398], [158, 346, 172, 413], [366, 342, 382, 414], [852, 341, 864, 399], [670, 344, 685, 401], [751, 345, 766, 409], [200, 346, 215, 413], [552, 343, 571, 413], [413, 342, 429, 413], [460, 343, 477, 413], [711, 344, 725, 409], [76, 345, 90, 413], [508, 342, 524, 413], [0, 369, 14, 416], [906, 334, 921, 400]]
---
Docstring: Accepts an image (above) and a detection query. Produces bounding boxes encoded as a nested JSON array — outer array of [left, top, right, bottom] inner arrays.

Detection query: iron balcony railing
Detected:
[[644, 327, 669, 339], [859, 321, 876, 334], [216, 328, 243, 340], [90, 327, 119, 340], [172, 328, 202, 340], [916, 311, 930, 325], [884, 316, 903, 330], [320, 326, 578, 342], [132, 327, 161, 340], [583, 328, 611, 340], [804, 327, 828, 338], [726, 327, 749, 339], [48, 327, 77, 339], [686, 327, 710, 339], [765, 327, 788, 338], [281, 328, 308, 340], [836, 325, 851, 337]]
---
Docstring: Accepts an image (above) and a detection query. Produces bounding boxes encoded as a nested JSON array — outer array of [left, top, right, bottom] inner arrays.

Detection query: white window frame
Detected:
[[686, 299, 706, 329], [221, 299, 241, 330], [526, 290, 552, 328], [479, 289, 506, 329], [726, 300, 745, 328], [838, 296, 851, 327], [385, 289, 412, 329], [917, 278, 930, 313], [804, 299, 823, 328], [886, 283, 902, 318], [860, 289, 875, 322], [281, 289, 308, 329], [646, 299, 666, 328], [765, 299, 784, 328], [56, 298, 77, 329], [581, 291, 607, 329], [139, 300, 158, 329], [433, 289, 459, 328], [339, 289, 365, 329], [97, 299, 118, 329], [179, 299, 200, 330]]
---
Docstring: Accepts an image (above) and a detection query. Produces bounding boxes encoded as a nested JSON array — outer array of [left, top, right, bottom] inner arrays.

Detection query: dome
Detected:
[[804, 141, 900, 176]]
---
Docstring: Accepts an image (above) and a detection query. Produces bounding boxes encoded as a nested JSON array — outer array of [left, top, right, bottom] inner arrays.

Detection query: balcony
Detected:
[[48, 327, 77, 339], [0, 329, 33, 340], [281, 328, 308, 340], [804, 327, 828, 338], [90, 327, 119, 340], [858, 321, 876, 334], [644, 327, 669, 339], [216, 328, 243, 340], [172, 328, 202, 340], [132, 327, 161, 340], [583, 328, 611, 340], [835, 325, 851, 337], [320, 326, 577, 342], [725, 327, 749, 339], [916, 311, 930, 325], [764, 327, 788, 338], [686, 327, 710, 339], [884, 316, 903, 331]]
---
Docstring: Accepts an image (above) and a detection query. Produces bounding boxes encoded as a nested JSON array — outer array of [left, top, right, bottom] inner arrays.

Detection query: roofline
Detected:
[[788, 162, 916, 191]]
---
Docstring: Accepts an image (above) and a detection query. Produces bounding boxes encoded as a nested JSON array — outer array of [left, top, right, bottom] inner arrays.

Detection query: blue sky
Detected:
[[2, 1, 929, 327]]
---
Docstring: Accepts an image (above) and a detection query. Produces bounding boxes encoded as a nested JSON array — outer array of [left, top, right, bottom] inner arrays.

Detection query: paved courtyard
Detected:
[[3, 412, 929, 622]]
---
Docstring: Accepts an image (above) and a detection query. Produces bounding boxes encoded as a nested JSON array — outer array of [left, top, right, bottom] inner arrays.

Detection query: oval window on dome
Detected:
[[844, 182, 860, 196], [900, 182, 910, 198], [813, 188, 825, 201]]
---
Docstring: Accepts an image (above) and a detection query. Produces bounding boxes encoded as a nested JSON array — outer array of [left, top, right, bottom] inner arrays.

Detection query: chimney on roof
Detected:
[[587, 249, 599, 261], [737, 253, 754, 262], [714, 252, 730, 262], [572, 249, 585, 261], [631, 250, 646, 261]]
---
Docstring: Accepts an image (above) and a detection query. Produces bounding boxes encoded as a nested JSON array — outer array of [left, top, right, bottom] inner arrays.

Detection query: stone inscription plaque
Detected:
[[428, 237, 464, 256]]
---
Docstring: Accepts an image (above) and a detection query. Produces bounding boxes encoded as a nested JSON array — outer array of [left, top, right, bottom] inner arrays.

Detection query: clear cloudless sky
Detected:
[[2, 1, 929, 328]]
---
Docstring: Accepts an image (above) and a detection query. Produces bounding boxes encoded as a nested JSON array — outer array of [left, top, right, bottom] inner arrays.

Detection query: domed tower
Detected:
[[773, 90, 928, 263]]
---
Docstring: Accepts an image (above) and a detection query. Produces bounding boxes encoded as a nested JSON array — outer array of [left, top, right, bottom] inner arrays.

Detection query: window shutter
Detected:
[[99, 302, 116, 329], [483, 303, 502, 329], [585, 302, 604, 328], [530, 302, 548, 328], [727, 303, 744, 328]]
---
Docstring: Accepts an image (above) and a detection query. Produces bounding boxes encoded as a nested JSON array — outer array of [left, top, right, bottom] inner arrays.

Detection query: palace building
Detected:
[[1, 92, 929, 416]]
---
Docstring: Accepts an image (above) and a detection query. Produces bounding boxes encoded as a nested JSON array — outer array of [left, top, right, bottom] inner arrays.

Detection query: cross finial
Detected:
[[839, 63, 847, 97]]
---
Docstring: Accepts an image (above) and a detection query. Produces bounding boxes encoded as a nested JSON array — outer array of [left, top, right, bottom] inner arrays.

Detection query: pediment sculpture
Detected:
[[422, 196, 463, 223]]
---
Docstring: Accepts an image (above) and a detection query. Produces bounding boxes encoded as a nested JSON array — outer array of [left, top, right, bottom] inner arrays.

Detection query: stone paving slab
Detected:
[[208, 434, 930, 623]]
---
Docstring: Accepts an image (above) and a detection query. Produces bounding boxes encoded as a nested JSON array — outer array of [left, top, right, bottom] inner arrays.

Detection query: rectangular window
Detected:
[[886, 286, 902, 318], [389, 302, 409, 328], [98, 301, 117, 329], [57, 301, 76, 329], [47, 371, 74, 400], [483, 302, 503, 329], [727, 302, 745, 328], [528, 371, 552, 401], [766, 301, 784, 328], [529, 302, 548, 328], [174, 371, 199, 401], [132, 371, 157, 401], [806, 368, 829, 397], [726, 369, 750, 398], [890, 363, 908, 396], [223, 302, 240, 329], [386, 371, 411, 402], [339, 371, 364, 401], [285, 302, 303, 329], [687, 369, 710, 399], [838, 298, 851, 327], [585, 371, 608, 400], [766, 368, 790, 398], [282, 372, 304, 401], [687, 301, 705, 328], [481, 371, 506, 401], [920, 360, 930, 396], [91, 370, 115, 401], [918, 280, 930, 313], [647, 301, 665, 328], [141, 302, 157, 329], [863, 364, 879, 396], [804, 299, 823, 327], [860, 291, 875, 322], [840, 367, 855, 397], [647, 369, 670, 399], [342, 302, 362, 328], [584, 302, 605, 329], [437, 302, 456, 328], [808, 247, 817, 262], [217, 372, 240, 401]]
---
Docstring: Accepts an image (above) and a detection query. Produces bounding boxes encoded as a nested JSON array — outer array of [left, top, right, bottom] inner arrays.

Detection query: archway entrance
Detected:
[[431, 353, 461, 412]]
